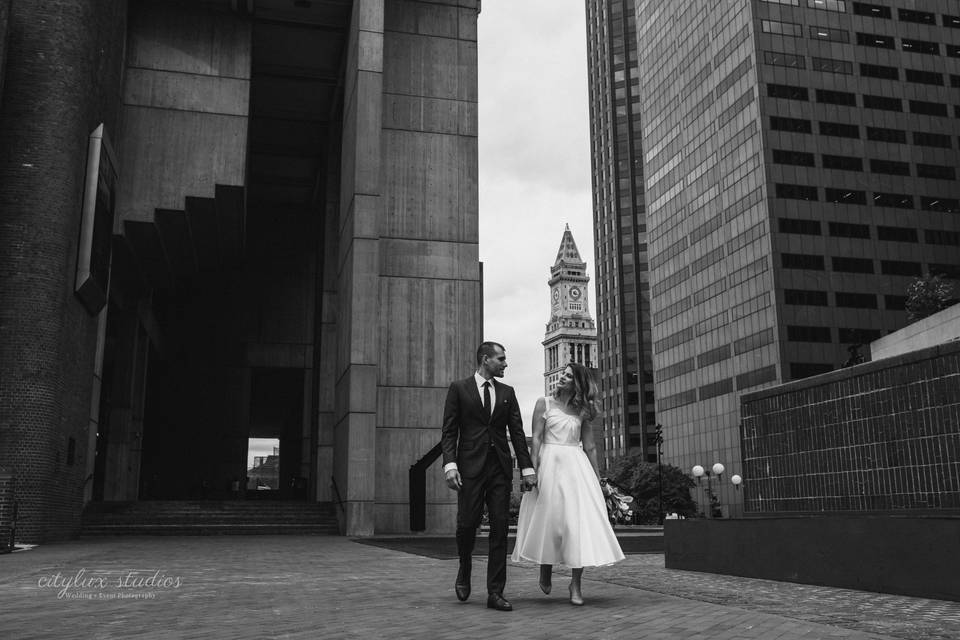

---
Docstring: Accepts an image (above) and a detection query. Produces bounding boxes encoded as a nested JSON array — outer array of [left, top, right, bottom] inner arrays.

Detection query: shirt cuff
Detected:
[[521, 468, 535, 476], [443, 462, 458, 473]]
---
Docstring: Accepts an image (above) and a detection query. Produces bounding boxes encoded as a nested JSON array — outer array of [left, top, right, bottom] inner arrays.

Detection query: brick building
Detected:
[[0, 0, 482, 542]]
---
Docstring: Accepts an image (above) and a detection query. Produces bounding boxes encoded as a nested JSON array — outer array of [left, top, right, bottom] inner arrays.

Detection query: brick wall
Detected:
[[740, 340, 960, 515], [0, 0, 126, 542]]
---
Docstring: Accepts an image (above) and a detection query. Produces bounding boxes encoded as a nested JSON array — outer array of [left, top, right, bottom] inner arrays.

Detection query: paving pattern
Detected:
[[0, 535, 957, 640]]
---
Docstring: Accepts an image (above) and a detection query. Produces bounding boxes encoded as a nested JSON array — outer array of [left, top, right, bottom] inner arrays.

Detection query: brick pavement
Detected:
[[0, 535, 958, 640]]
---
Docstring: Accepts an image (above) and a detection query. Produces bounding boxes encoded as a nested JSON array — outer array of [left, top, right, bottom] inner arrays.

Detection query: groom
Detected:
[[441, 341, 537, 611]]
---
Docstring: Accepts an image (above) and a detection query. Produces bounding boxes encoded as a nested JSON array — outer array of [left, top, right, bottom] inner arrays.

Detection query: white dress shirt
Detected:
[[444, 372, 535, 477]]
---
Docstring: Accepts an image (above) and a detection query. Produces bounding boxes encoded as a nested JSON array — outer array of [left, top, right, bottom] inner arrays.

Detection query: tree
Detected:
[[604, 455, 697, 522], [905, 273, 957, 322]]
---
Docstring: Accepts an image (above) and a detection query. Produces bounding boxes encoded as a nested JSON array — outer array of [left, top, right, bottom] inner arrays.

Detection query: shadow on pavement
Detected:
[[352, 535, 663, 559]]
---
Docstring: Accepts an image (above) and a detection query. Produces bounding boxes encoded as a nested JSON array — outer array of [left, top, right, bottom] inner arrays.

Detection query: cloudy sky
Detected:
[[477, 2, 596, 432]]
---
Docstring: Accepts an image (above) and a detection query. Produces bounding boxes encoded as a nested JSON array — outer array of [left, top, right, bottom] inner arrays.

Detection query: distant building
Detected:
[[543, 225, 598, 394], [634, 0, 960, 513], [585, 0, 656, 470]]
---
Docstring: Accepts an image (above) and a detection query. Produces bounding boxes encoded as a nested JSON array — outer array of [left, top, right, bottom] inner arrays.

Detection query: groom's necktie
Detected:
[[482, 381, 491, 417]]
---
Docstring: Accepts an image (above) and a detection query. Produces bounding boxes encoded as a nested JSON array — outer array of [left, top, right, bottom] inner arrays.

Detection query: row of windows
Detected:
[[767, 83, 960, 118], [786, 325, 883, 344], [761, 19, 960, 58], [778, 218, 960, 249], [780, 253, 955, 276], [784, 289, 907, 309], [658, 364, 781, 411], [762, 0, 960, 29], [764, 50, 960, 87], [775, 184, 960, 213], [771, 117, 955, 150], [773, 151, 957, 180]]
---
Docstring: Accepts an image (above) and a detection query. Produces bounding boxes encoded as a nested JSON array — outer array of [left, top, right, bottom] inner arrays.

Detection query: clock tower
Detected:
[[543, 225, 598, 395]]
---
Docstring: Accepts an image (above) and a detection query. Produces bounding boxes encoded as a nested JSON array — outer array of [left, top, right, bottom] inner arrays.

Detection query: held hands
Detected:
[[445, 468, 463, 492], [521, 472, 538, 491]]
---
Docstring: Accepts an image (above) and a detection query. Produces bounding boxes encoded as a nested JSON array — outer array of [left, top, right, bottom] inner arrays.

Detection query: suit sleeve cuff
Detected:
[[521, 468, 535, 476], [443, 462, 458, 473]]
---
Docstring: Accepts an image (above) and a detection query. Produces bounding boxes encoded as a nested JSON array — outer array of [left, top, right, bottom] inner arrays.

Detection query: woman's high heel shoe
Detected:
[[568, 583, 584, 606], [538, 566, 552, 594]]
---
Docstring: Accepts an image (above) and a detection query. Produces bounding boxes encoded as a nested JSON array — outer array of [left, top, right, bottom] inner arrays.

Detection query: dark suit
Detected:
[[441, 376, 533, 596]]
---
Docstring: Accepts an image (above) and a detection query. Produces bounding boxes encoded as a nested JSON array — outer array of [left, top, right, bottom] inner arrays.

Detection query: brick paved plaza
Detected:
[[1, 535, 958, 640]]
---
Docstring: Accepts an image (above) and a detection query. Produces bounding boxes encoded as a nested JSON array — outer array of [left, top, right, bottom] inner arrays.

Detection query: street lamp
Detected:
[[691, 463, 725, 518], [655, 424, 664, 525]]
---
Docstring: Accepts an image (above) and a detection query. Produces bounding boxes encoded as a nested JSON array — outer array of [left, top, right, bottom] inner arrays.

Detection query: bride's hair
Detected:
[[556, 362, 599, 421]]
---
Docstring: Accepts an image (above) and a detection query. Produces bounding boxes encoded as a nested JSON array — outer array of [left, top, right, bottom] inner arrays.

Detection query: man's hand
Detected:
[[445, 468, 462, 492], [521, 472, 538, 491]]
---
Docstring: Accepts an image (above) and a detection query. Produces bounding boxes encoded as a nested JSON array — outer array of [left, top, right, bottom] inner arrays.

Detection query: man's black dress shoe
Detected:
[[455, 568, 470, 601], [486, 593, 513, 611]]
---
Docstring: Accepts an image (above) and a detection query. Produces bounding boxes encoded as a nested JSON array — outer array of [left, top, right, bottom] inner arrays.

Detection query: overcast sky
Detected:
[[477, 2, 596, 433]]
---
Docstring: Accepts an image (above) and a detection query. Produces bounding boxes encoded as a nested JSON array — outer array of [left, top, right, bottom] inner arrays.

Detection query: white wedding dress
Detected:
[[511, 396, 625, 568]]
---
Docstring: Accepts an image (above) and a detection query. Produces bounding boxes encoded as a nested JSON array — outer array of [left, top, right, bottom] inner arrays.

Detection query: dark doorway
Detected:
[[248, 368, 306, 500]]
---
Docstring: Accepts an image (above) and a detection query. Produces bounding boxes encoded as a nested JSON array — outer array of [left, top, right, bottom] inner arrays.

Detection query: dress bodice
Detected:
[[542, 396, 583, 446]]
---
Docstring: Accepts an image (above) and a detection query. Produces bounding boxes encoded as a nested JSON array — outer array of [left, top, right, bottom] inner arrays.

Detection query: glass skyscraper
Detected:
[[626, 0, 960, 513]]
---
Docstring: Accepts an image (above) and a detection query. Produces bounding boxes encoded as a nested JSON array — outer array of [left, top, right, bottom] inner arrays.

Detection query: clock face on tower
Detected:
[[570, 286, 582, 300]]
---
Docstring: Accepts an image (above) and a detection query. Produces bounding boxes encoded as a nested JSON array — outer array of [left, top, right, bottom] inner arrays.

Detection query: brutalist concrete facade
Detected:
[[0, 0, 480, 542]]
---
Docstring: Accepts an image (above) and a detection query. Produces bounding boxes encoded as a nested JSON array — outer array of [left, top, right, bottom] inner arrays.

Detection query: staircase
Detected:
[[81, 501, 339, 536]]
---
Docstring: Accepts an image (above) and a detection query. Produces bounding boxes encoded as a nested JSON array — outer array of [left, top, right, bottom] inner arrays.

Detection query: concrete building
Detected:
[[633, 0, 960, 513], [0, 0, 481, 542], [542, 225, 598, 396], [584, 0, 656, 470]]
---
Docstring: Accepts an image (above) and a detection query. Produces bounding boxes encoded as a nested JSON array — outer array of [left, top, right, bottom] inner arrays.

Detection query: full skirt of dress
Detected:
[[511, 443, 625, 568]]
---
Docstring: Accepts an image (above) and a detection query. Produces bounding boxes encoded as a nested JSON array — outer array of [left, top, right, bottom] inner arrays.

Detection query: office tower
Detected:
[[543, 225, 598, 397], [585, 0, 656, 471], [0, 0, 481, 541], [635, 0, 960, 514]]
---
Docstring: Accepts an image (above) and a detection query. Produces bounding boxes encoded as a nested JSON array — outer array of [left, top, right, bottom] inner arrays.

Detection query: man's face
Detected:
[[482, 346, 508, 378]]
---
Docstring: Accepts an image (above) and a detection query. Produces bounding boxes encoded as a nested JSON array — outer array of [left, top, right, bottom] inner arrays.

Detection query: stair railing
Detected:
[[409, 442, 442, 531]]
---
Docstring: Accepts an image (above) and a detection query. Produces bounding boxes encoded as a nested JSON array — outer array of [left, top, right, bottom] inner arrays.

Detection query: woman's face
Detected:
[[557, 366, 575, 390]]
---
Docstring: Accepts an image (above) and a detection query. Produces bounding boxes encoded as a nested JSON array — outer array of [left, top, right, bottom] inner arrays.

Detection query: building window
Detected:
[[872, 193, 914, 209], [819, 121, 859, 137], [945, 15, 960, 28], [764, 50, 806, 68], [832, 256, 874, 273], [822, 154, 863, 170], [835, 292, 877, 308], [948, 45, 960, 58], [880, 260, 922, 276], [761, 0, 800, 5], [784, 289, 829, 306], [828, 222, 870, 238], [853, 3, 890, 19], [916, 164, 957, 180], [761, 20, 803, 37], [870, 159, 910, 176], [790, 363, 834, 379], [775, 183, 818, 200], [860, 63, 898, 80], [825, 188, 866, 204], [856, 32, 895, 48], [773, 149, 816, 166], [924, 229, 960, 246], [770, 116, 811, 133], [862, 94, 902, 111], [778, 218, 821, 235], [902, 39, 940, 55], [787, 325, 833, 342], [920, 197, 960, 213], [905, 69, 943, 85], [813, 57, 853, 74], [909, 100, 948, 116], [885, 295, 907, 310], [699, 378, 734, 400], [838, 328, 882, 343], [782, 253, 825, 270], [808, 0, 846, 12], [929, 264, 960, 278], [810, 26, 849, 42], [913, 131, 952, 148], [768, 83, 809, 100], [816, 88, 857, 105], [877, 225, 917, 242], [866, 127, 906, 143], [899, 9, 935, 24]]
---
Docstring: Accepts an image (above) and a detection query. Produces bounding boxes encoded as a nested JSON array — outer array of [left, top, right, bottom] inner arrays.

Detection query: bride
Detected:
[[511, 362, 624, 605]]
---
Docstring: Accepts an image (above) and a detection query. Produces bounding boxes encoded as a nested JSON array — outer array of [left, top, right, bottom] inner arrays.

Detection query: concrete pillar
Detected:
[[0, 0, 126, 543]]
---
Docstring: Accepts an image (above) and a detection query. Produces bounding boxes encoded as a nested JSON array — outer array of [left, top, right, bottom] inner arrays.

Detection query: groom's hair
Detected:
[[476, 341, 505, 365]]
